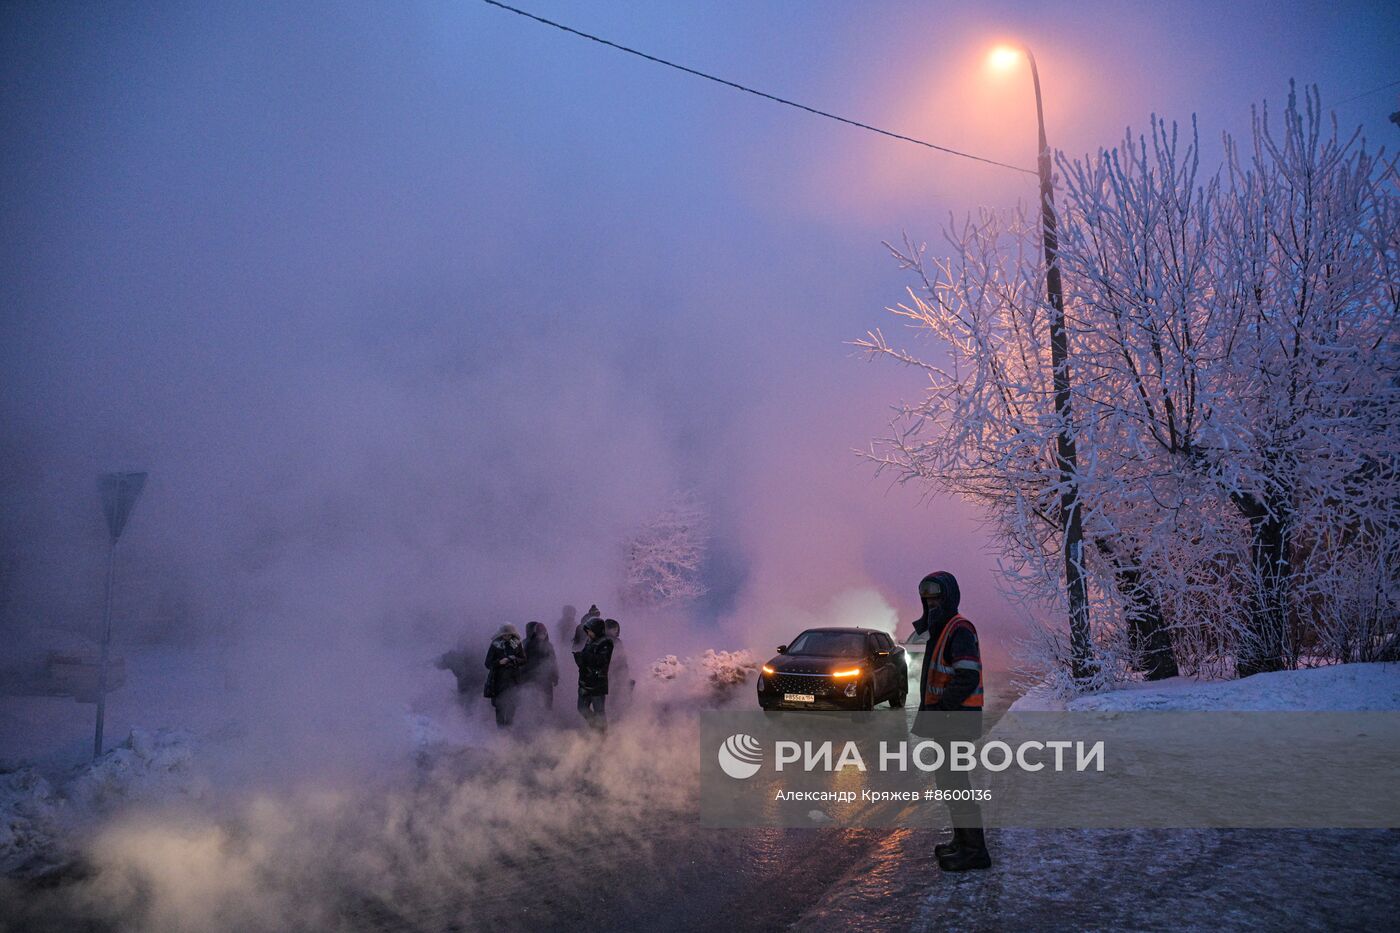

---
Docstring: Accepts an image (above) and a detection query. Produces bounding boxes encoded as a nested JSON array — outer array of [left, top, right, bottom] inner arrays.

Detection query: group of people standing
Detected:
[[474, 603, 633, 731]]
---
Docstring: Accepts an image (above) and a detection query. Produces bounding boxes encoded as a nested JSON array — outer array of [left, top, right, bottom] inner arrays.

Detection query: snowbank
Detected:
[[1, 727, 202, 878], [1011, 662, 1400, 712], [65, 728, 204, 809], [0, 768, 64, 876]]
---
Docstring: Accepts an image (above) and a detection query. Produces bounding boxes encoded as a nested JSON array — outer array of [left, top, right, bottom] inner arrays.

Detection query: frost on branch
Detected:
[[620, 491, 709, 607]]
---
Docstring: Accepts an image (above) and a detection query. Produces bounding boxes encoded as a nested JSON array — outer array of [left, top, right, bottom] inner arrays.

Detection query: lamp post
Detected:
[[989, 45, 1091, 683]]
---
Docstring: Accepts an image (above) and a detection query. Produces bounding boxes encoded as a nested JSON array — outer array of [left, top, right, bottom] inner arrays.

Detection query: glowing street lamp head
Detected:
[[987, 44, 1024, 73]]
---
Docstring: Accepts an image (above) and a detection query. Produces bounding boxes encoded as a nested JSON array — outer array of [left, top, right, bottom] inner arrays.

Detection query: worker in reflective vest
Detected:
[[914, 571, 983, 711], [910, 571, 991, 871]]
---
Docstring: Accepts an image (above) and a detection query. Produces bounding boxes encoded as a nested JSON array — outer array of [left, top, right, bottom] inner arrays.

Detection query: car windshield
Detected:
[[786, 631, 867, 658]]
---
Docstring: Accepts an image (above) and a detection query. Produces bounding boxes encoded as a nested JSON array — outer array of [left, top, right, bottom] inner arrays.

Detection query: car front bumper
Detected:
[[756, 670, 865, 710]]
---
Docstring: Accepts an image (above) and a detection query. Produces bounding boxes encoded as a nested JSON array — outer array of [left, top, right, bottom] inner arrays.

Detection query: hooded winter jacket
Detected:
[[576, 620, 613, 697], [483, 630, 526, 700]]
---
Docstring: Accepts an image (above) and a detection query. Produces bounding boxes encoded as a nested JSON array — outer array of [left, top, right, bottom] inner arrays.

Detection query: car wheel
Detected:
[[860, 682, 875, 712], [889, 678, 907, 708]]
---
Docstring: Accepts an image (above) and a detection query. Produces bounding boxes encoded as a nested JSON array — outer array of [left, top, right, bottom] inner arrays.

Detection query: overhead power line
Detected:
[[1333, 79, 1400, 108], [479, 0, 1037, 176]]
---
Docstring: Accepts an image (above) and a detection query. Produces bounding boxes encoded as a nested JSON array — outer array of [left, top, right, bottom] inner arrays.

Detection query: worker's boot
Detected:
[[936, 805, 980, 859], [938, 827, 991, 871], [934, 828, 962, 859]]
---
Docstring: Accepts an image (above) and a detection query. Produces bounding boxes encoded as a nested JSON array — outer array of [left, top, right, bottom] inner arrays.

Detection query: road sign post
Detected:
[[94, 471, 146, 760]]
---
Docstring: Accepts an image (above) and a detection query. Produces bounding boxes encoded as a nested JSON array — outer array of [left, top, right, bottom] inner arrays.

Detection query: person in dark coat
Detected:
[[909, 571, 991, 871], [483, 624, 526, 728], [435, 641, 485, 702], [521, 621, 560, 711], [571, 604, 601, 667], [435, 645, 474, 694], [575, 616, 613, 731]]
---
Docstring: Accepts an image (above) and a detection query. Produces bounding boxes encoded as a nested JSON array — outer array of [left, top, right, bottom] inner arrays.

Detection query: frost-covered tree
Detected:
[[619, 491, 709, 607], [862, 84, 1399, 689], [1060, 85, 1400, 675]]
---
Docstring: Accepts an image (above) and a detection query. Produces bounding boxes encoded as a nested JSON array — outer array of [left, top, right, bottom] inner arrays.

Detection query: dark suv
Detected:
[[756, 627, 908, 711]]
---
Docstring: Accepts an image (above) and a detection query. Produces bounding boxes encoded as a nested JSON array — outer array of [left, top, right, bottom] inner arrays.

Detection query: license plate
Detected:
[[784, 693, 815, 703]]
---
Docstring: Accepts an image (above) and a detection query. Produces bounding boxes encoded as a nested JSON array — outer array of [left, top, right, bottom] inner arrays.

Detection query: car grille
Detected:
[[766, 672, 834, 696]]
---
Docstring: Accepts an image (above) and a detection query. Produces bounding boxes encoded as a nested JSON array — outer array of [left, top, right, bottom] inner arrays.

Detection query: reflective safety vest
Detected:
[[923, 614, 984, 709]]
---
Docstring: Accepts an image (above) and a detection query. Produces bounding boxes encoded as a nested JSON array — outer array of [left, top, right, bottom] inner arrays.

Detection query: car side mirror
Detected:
[[877, 650, 890, 656], [777, 645, 787, 654]]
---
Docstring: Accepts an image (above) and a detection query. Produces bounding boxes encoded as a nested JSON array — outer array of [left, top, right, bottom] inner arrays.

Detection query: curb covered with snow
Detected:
[[1011, 662, 1400, 713]]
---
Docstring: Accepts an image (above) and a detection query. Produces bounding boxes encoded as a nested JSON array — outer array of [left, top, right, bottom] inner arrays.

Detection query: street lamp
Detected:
[[987, 44, 1091, 683]]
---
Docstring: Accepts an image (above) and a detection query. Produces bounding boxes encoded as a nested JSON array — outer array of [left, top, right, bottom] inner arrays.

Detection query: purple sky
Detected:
[[3, 1, 1397, 667]]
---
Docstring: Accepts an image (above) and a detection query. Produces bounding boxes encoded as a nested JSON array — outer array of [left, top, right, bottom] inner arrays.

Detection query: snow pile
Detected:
[[646, 649, 760, 705], [697, 649, 760, 690], [0, 767, 65, 876], [66, 728, 204, 810], [0, 728, 206, 879], [1012, 662, 1400, 713], [649, 654, 685, 681]]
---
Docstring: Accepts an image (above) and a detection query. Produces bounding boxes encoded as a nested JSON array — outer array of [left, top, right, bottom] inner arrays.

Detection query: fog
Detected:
[[1, 0, 1395, 838]]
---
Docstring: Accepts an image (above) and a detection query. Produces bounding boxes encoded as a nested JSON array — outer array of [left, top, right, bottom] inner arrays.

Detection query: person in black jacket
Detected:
[[575, 616, 613, 731], [909, 571, 991, 871], [571, 604, 601, 664], [483, 624, 526, 728], [521, 621, 560, 711]]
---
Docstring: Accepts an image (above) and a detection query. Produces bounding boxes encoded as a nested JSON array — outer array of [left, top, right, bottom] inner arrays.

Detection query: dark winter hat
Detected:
[[918, 572, 961, 613], [604, 619, 621, 635], [583, 616, 607, 638]]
